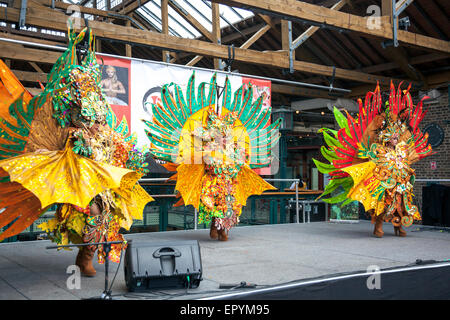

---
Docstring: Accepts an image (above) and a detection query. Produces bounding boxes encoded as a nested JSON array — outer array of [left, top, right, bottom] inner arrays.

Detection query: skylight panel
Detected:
[[178, 0, 213, 32], [219, 4, 242, 25], [233, 7, 254, 19], [168, 6, 201, 38], [139, 7, 163, 31]]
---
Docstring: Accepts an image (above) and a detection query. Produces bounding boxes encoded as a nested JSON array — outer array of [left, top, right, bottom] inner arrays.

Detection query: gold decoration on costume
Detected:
[[0, 141, 142, 209], [174, 163, 205, 209], [177, 106, 250, 165], [235, 166, 276, 206], [342, 161, 384, 216], [25, 99, 69, 153]]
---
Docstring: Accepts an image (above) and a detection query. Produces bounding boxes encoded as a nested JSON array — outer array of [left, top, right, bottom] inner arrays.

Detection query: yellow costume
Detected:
[[145, 73, 280, 239]]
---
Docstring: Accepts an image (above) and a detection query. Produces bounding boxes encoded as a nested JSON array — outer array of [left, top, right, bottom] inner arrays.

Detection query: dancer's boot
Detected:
[[218, 228, 228, 241], [75, 247, 96, 277], [210, 218, 218, 240], [373, 214, 384, 238], [394, 225, 407, 237]]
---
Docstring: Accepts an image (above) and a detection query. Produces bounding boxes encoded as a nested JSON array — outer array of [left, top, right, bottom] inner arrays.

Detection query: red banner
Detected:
[[97, 55, 131, 130]]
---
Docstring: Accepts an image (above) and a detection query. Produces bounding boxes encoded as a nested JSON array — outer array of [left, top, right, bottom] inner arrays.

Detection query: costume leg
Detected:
[[209, 217, 218, 240], [218, 228, 228, 241], [392, 213, 407, 237], [394, 219, 407, 237], [394, 225, 407, 237], [76, 200, 102, 276], [372, 211, 385, 238]]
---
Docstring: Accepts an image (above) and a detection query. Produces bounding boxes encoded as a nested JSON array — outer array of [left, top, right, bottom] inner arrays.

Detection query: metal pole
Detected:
[[295, 181, 299, 224], [302, 201, 306, 224], [194, 208, 198, 230], [308, 204, 311, 223], [102, 244, 111, 299], [415, 179, 450, 182], [288, 21, 294, 73], [392, 0, 399, 47], [19, 0, 28, 28], [139, 178, 173, 182], [0, 37, 67, 51]]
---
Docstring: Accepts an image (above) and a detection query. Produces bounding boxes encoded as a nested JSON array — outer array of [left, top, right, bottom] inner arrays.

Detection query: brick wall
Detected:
[[411, 89, 450, 214]]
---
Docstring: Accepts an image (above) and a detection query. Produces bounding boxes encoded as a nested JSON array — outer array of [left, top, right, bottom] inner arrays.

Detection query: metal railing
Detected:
[[140, 177, 309, 229], [262, 178, 301, 224], [415, 179, 450, 182]]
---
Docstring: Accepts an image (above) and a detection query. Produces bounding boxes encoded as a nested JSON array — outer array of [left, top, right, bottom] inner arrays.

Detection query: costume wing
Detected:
[[144, 72, 281, 167], [0, 29, 93, 240], [144, 72, 216, 162], [0, 61, 54, 240], [313, 84, 383, 206], [0, 60, 44, 159], [224, 78, 282, 168]]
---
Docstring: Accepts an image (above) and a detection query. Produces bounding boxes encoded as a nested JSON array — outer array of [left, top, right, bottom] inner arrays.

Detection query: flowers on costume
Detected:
[[126, 146, 150, 175], [72, 129, 93, 157]]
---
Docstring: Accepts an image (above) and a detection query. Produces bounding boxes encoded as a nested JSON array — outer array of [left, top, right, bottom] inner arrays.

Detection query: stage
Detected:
[[0, 221, 449, 300]]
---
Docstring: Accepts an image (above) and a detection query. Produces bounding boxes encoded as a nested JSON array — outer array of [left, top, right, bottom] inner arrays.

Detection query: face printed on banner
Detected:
[[100, 65, 129, 105], [97, 55, 132, 131]]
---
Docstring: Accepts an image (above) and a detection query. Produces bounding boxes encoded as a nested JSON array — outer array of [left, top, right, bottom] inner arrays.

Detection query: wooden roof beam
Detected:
[[346, 70, 449, 98], [210, 0, 450, 53], [161, 0, 169, 61], [187, 9, 271, 67], [291, 0, 348, 49], [117, 0, 152, 15], [395, 0, 414, 13], [0, 6, 416, 86], [30, 0, 127, 20], [383, 46, 425, 82], [187, 23, 272, 66], [212, 2, 221, 70], [0, 42, 60, 64], [12, 70, 48, 83]]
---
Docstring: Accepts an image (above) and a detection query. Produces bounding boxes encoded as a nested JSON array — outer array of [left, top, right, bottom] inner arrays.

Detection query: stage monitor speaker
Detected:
[[124, 240, 202, 291]]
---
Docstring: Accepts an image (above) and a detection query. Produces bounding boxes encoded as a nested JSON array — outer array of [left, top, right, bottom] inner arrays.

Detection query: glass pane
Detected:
[[179, 0, 212, 31], [312, 167, 319, 190]]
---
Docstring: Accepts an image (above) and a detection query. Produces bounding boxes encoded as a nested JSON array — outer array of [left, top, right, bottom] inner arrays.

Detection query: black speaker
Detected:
[[124, 240, 203, 291], [422, 184, 449, 227]]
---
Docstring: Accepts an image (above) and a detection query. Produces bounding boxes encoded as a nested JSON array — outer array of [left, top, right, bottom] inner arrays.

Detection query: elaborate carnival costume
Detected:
[[144, 73, 280, 240], [0, 28, 153, 275], [314, 83, 433, 237]]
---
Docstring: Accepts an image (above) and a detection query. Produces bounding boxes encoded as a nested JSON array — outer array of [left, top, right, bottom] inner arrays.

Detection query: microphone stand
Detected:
[[47, 240, 125, 300]]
